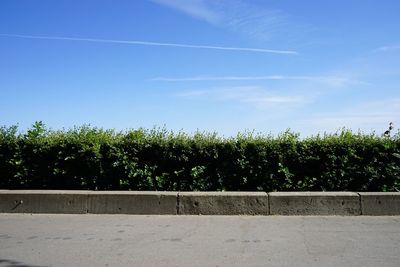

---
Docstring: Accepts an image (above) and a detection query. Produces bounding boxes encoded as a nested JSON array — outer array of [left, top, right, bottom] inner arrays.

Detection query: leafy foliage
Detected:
[[1, 122, 399, 191]]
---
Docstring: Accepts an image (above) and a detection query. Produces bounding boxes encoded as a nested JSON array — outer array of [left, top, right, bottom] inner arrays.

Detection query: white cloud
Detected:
[[296, 98, 400, 135], [176, 90, 208, 97], [154, 75, 286, 82], [151, 0, 292, 41], [375, 45, 400, 52], [151, 0, 220, 24], [177, 86, 307, 110], [244, 96, 303, 104], [0, 33, 297, 55], [153, 75, 365, 88]]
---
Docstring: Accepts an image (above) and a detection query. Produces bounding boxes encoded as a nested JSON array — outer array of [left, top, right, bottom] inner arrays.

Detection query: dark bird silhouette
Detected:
[[384, 122, 394, 137]]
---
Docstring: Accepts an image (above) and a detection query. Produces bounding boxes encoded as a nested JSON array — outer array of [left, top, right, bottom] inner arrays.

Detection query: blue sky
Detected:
[[1, 0, 399, 136]]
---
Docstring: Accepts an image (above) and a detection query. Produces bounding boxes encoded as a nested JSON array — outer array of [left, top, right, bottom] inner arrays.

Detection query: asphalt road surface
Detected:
[[0, 214, 399, 267]]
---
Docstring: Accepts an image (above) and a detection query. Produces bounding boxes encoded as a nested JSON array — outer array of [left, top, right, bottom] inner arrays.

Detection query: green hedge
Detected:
[[1, 122, 399, 191]]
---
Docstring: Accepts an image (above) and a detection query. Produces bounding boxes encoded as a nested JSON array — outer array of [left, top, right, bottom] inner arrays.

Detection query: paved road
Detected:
[[0, 214, 399, 267]]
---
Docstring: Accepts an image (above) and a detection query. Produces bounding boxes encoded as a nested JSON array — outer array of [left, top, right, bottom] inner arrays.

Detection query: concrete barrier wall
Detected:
[[178, 192, 268, 215], [0, 190, 88, 214], [0, 190, 399, 215], [359, 192, 400, 215], [88, 191, 177, 215], [269, 192, 361, 215]]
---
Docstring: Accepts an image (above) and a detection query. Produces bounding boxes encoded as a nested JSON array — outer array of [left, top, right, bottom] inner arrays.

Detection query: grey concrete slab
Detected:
[[0, 214, 399, 267], [2, 190, 400, 216], [178, 192, 268, 215], [87, 191, 178, 215], [359, 192, 400, 215], [0, 190, 88, 214], [269, 192, 361, 215]]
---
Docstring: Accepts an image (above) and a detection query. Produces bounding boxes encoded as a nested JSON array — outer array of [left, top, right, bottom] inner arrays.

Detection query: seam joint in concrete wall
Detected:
[[357, 192, 363, 215], [176, 192, 180, 215]]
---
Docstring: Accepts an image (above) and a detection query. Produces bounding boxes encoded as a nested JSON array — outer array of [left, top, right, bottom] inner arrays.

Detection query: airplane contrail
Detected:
[[0, 33, 297, 55]]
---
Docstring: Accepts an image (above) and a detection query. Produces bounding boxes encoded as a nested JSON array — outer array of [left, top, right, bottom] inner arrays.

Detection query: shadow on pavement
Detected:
[[0, 258, 45, 267]]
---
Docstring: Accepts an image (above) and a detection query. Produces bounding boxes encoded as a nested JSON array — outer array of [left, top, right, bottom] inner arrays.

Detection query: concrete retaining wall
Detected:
[[359, 192, 400, 215], [88, 191, 177, 215], [0, 190, 399, 215], [178, 192, 268, 215], [269, 192, 361, 215], [0, 190, 88, 214]]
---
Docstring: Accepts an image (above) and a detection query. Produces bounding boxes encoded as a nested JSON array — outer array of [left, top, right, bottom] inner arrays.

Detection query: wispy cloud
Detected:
[[176, 86, 307, 109], [375, 45, 400, 52], [153, 75, 365, 87], [244, 96, 303, 105], [296, 98, 400, 134], [151, 0, 293, 41], [151, 0, 220, 24], [0, 33, 297, 55], [155, 75, 287, 81]]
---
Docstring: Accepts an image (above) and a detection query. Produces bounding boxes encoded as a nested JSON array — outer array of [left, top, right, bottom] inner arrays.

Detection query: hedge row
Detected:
[[1, 122, 399, 191]]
